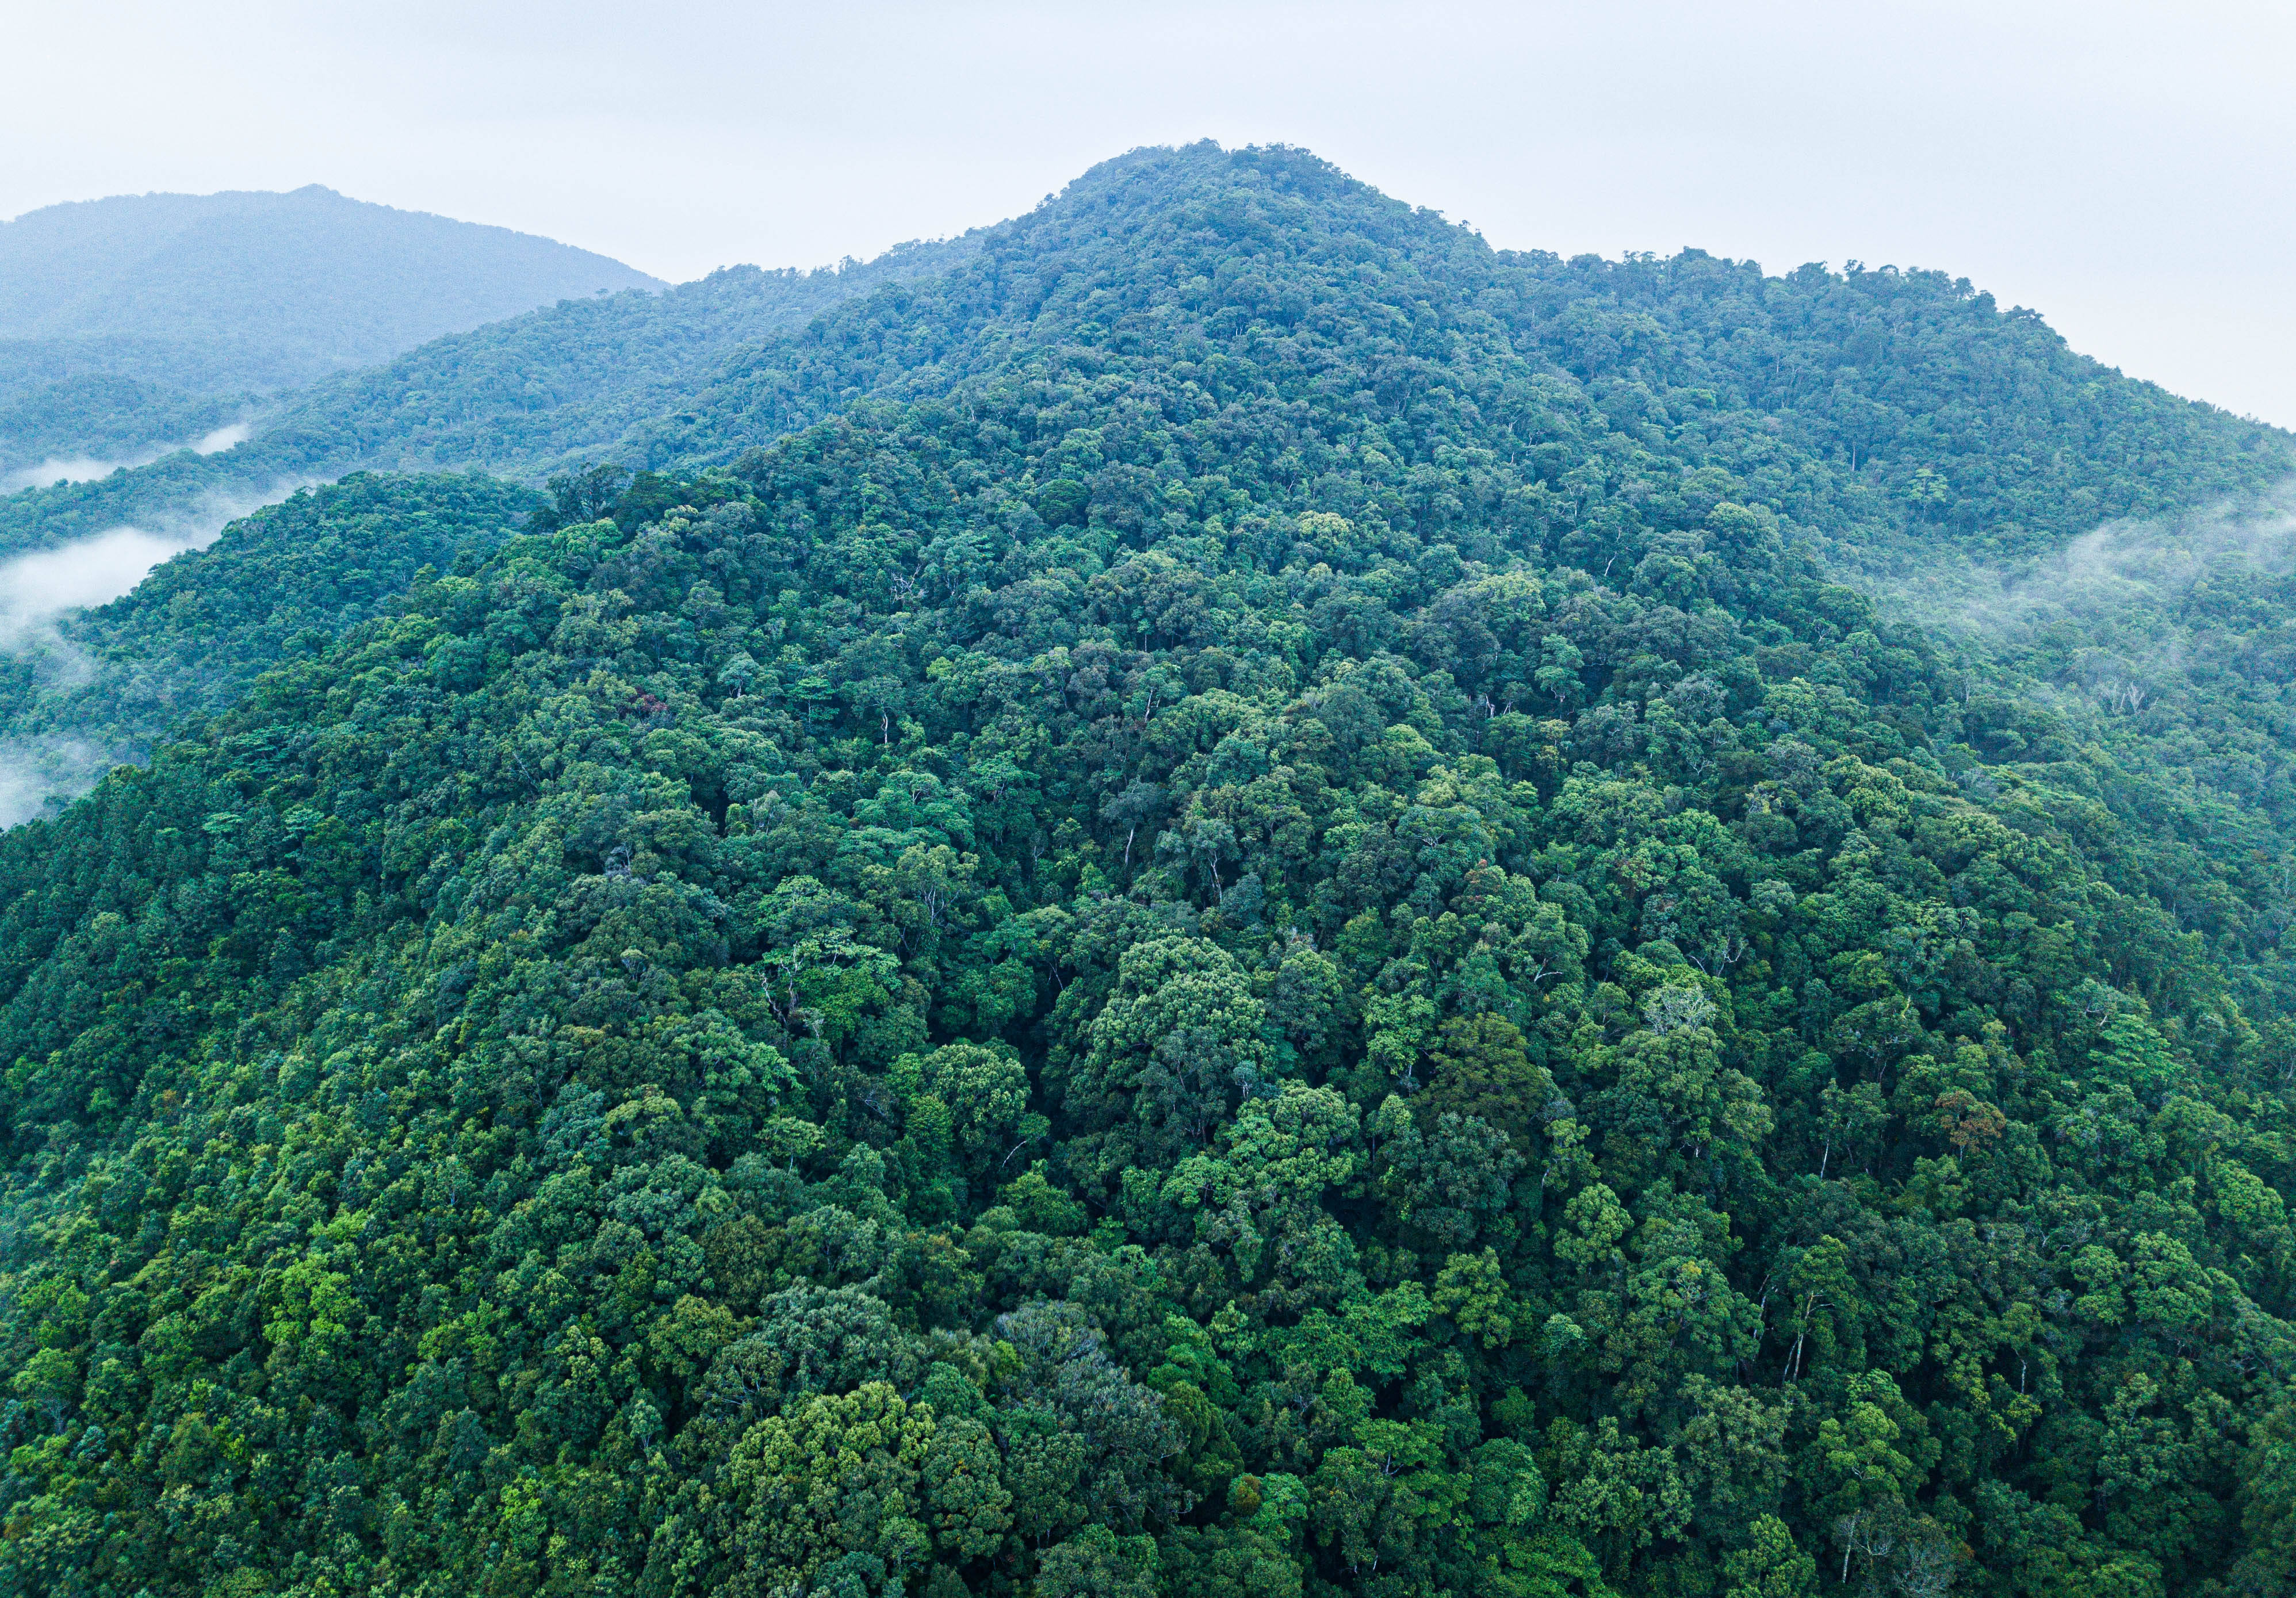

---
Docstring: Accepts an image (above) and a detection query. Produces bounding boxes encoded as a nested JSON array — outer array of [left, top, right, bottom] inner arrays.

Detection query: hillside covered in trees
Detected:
[[2, 143, 2295, 1598]]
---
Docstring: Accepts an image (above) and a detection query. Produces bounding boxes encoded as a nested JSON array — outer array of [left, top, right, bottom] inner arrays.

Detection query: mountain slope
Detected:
[[0, 185, 661, 394], [0, 143, 2293, 1598]]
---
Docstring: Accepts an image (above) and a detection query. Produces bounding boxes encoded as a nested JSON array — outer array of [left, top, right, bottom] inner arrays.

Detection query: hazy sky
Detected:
[[9, 1, 2293, 424]]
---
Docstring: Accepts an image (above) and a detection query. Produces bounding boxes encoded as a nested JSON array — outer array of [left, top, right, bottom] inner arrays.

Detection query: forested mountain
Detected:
[[3, 142, 2295, 1598], [0, 186, 659, 396], [0, 240, 978, 560]]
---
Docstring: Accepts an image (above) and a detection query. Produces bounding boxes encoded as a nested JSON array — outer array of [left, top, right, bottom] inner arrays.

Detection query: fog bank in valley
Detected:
[[0, 529, 194, 826], [1, 420, 250, 494], [0, 526, 194, 647], [0, 477, 304, 825]]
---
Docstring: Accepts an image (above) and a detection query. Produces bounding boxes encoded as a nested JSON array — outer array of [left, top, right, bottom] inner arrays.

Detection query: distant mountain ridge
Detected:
[[0, 184, 663, 397]]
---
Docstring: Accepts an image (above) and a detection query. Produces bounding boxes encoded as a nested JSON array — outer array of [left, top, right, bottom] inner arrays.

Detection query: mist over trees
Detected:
[[0, 238, 981, 563], [1, 143, 2294, 1598]]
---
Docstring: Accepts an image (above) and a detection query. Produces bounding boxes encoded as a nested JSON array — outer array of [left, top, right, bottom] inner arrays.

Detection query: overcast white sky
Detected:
[[7, 1, 2293, 424]]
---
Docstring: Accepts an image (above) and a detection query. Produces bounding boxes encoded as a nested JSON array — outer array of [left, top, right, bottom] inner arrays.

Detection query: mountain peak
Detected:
[[0, 185, 662, 393]]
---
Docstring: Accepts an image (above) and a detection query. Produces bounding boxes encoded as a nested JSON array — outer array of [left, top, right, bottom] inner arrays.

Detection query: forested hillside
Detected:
[[2, 143, 2294, 1598], [0, 240, 978, 561], [0, 377, 248, 485]]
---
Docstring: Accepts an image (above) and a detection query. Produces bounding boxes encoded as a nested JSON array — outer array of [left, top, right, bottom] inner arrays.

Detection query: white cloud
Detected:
[[0, 526, 195, 646], [2, 454, 148, 493], [0, 477, 315, 653]]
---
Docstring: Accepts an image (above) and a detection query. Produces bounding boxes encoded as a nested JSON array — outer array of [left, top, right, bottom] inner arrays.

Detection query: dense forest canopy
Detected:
[[2, 143, 2294, 1598]]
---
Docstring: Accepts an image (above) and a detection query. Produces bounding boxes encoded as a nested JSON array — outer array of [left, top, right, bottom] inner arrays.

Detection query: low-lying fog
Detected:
[[0, 476, 304, 826], [0, 526, 198, 646], [0, 527, 209, 826], [0, 738, 112, 831], [1, 421, 251, 495]]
